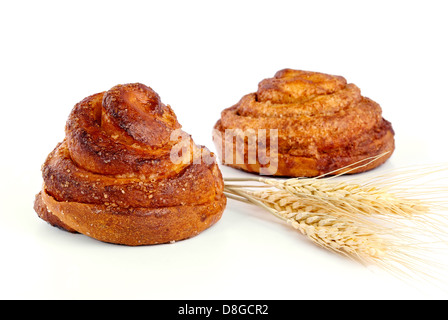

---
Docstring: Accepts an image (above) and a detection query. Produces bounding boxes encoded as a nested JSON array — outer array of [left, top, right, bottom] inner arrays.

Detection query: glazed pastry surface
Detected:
[[35, 83, 226, 245], [213, 69, 395, 177]]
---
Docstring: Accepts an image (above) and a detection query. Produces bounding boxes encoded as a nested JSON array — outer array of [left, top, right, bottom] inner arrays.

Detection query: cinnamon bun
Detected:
[[35, 83, 226, 245], [213, 69, 394, 177]]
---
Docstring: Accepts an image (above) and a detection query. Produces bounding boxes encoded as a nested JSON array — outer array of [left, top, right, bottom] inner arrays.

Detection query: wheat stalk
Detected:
[[223, 154, 448, 278]]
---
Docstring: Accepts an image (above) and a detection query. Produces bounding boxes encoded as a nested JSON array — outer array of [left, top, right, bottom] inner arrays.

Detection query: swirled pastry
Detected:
[[34, 83, 226, 245], [213, 69, 395, 177]]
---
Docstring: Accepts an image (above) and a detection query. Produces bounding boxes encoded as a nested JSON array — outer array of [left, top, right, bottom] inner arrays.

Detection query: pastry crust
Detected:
[[213, 69, 395, 177], [35, 83, 226, 245]]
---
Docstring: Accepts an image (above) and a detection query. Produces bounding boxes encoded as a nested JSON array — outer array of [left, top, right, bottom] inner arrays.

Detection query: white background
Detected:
[[1, 0, 448, 299]]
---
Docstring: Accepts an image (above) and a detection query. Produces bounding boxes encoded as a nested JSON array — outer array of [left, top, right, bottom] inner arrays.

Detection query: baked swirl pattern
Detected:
[[213, 69, 395, 177], [34, 83, 226, 245]]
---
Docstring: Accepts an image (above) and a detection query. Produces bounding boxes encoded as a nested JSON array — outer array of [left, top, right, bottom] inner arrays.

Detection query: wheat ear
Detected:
[[225, 186, 390, 262], [223, 154, 448, 277]]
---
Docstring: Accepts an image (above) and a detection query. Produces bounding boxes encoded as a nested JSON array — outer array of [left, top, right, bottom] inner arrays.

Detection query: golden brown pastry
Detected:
[[213, 69, 395, 177], [34, 83, 226, 245]]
